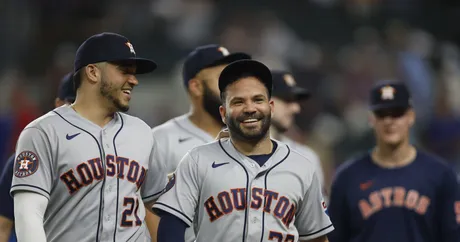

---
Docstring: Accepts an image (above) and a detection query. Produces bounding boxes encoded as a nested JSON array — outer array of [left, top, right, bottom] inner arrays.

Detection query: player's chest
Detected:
[[347, 172, 437, 220], [200, 161, 304, 211], [54, 130, 151, 192]]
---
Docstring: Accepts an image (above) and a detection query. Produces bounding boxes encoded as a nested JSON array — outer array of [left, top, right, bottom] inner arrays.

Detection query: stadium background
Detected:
[[1, 0, 460, 189]]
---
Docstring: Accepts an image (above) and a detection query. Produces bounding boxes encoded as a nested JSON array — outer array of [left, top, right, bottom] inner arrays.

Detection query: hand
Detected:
[[215, 128, 230, 140]]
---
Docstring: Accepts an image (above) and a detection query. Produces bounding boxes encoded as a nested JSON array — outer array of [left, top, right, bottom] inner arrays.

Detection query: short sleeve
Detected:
[[10, 127, 54, 199], [141, 136, 168, 203], [295, 170, 334, 240], [0, 155, 15, 219], [153, 152, 199, 227]]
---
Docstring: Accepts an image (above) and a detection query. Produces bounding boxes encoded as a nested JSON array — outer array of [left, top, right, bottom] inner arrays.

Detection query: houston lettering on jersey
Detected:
[[59, 154, 147, 195], [204, 187, 296, 227], [358, 186, 431, 219]]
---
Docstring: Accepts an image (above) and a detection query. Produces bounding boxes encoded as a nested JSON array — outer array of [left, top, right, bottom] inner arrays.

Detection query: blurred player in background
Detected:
[[150, 44, 250, 242], [328, 81, 460, 242], [0, 72, 76, 242], [270, 70, 325, 191]]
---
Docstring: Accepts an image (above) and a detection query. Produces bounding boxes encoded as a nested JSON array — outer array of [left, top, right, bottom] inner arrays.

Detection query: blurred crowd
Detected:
[[1, 0, 460, 188]]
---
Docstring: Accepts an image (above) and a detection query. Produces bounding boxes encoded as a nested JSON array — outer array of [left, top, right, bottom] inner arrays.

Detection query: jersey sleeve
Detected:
[[152, 152, 199, 227], [438, 168, 460, 241], [141, 136, 168, 203], [10, 127, 54, 200], [327, 169, 350, 242], [295, 170, 334, 240], [0, 155, 15, 220]]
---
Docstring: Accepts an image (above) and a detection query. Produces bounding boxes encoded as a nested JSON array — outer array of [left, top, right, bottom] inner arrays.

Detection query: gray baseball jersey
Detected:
[[279, 136, 325, 188], [151, 114, 215, 242], [10, 105, 168, 242], [154, 138, 334, 242], [151, 114, 215, 174]]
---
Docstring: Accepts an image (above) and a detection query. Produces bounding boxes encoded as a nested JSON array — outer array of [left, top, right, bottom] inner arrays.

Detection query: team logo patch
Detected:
[[14, 151, 39, 178], [125, 42, 136, 55], [380, 85, 396, 100], [163, 173, 176, 193]]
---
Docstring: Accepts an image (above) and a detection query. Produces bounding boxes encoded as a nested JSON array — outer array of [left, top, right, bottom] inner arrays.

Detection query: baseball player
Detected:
[[150, 44, 250, 241], [11, 32, 168, 242], [153, 60, 334, 242], [0, 72, 76, 242], [328, 81, 460, 242]]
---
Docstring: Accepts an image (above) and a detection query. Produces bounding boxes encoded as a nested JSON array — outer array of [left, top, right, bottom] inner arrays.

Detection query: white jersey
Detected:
[[153, 138, 334, 242], [151, 114, 215, 174], [279, 136, 324, 187], [10, 105, 168, 242], [151, 114, 215, 242]]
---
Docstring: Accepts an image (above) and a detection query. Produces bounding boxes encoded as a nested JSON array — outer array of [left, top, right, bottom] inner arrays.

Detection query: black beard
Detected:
[[202, 82, 224, 126], [226, 111, 271, 143], [100, 76, 129, 112]]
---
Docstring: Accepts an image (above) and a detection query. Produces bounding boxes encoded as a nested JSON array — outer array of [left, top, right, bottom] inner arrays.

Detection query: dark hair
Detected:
[[220, 72, 271, 103], [73, 69, 82, 91]]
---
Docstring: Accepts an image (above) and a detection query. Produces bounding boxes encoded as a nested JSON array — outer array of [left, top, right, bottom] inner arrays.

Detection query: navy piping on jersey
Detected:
[[54, 111, 107, 242], [259, 144, 290, 242], [10, 184, 51, 197], [155, 202, 193, 224], [300, 224, 333, 237], [218, 139, 250, 242], [173, 119, 209, 143], [112, 113, 124, 242]]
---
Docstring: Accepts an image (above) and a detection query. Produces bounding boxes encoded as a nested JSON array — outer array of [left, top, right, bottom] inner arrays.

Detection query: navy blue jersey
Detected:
[[328, 150, 460, 242], [0, 154, 14, 220]]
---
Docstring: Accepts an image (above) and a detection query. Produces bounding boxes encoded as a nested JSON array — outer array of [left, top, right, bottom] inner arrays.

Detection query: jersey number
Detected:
[[269, 231, 295, 242], [121, 197, 142, 227]]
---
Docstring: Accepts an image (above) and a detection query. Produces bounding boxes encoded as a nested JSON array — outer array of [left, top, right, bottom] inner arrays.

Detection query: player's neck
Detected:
[[71, 93, 115, 128], [270, 126, 282, 140], [372, 141, 416, 168], [231, 134, 273, 156], [188, 108, 223, 138]]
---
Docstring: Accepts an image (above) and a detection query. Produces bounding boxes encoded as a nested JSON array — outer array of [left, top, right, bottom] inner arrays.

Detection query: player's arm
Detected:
[[153, 152, 200, 242], [295, 170, 334, 241], [438, 168, 460, 241], [142, 136, 169, 241], [0, 155, 15, 242], [10, 127, 55, 242], [14, 191, 48, 242]]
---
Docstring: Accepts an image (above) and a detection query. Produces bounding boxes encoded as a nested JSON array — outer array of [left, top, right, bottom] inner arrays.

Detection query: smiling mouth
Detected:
[[122, 90, 132, 95]]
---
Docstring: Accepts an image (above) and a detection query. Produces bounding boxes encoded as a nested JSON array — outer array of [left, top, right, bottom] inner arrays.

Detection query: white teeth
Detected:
[[243, 119, 258, 123], [123, 90, 131, 95]]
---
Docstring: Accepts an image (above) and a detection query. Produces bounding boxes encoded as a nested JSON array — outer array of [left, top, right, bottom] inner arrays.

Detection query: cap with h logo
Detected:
[[182, 44, 251, 87], [74, 32, 157, 74], [271, 70, 310, 101], [370, 81, 411, 111]]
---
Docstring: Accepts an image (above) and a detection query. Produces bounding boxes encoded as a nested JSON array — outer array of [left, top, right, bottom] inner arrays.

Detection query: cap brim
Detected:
[[274, 86, 311, 101], [219, 60, 272, 94], [370, 103, 410, 111], [210, 53, 252, 67], [114, 57, 158, 74], [291, 86, 311, 101]]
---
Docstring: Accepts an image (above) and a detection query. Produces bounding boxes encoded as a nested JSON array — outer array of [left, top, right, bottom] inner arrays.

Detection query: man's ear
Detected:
[[84, 64, 101, 85], [188, 78, 203, 98], [219, 105, 227, 125]]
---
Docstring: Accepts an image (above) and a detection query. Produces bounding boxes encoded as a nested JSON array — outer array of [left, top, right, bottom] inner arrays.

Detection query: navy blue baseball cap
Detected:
[[370, 81, 411, 111], [272, 70, 310, 101], [219, 60, 272, 97], [182, 44, 251, 87], [58, 72, 76, 102], [74, 32, 157, 74]]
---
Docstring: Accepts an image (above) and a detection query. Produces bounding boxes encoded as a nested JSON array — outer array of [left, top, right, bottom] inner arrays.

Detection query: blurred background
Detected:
[[1, 0, 460, 188]]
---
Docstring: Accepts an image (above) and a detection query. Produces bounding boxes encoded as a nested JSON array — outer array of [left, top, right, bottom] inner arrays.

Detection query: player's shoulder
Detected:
[[117, 112, 152, 132], [334, 152, 372, 180], [22, 108, 64, 131], [151, 115, 184, 135], [188, 139, 221, 154], [414, 149, 454, 173]]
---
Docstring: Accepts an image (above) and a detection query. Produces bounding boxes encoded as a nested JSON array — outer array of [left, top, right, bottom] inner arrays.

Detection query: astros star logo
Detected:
[[380, 86, 395, 100], [125, 42, 136, 55]]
